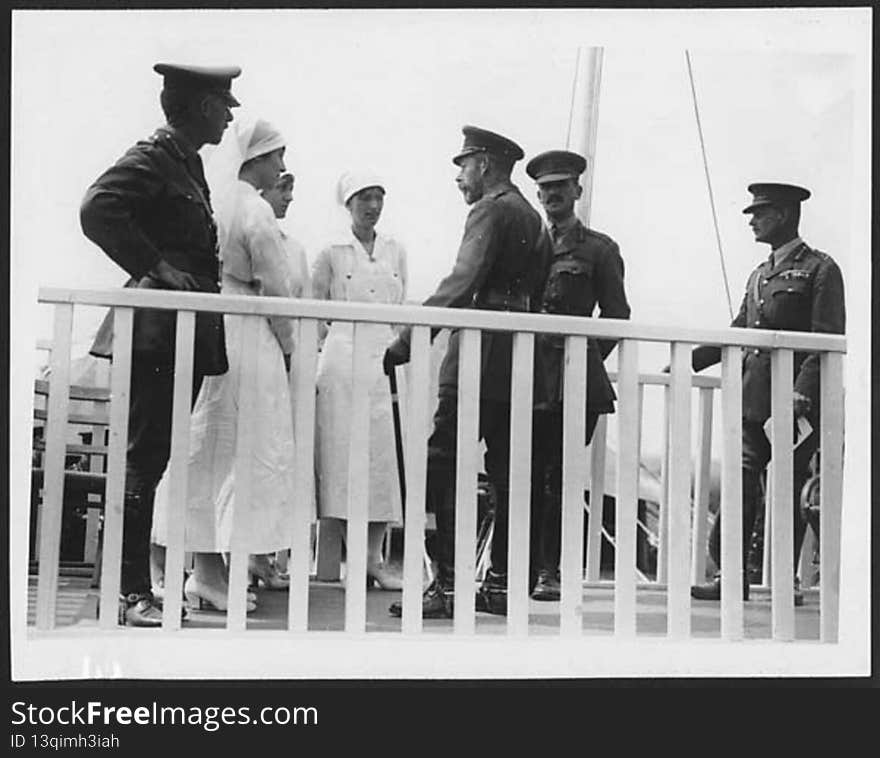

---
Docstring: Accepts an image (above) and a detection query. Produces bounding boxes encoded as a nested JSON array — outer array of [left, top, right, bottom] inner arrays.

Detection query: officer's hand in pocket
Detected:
[[151, 259, 198, 291]]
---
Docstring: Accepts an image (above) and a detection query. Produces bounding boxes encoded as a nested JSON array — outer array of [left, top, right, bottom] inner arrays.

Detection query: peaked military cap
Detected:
[[742, 182, 811, 214], [452, 125, 525, 166], [154, 63, 242, 107], [526, 150, 587, 184]]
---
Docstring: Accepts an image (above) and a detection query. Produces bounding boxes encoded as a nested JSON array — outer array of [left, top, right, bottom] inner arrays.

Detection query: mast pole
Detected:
[[567, 46, 604, 227]]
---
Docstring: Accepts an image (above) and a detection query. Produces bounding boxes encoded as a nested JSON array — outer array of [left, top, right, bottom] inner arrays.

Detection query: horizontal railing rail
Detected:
[[39, 287, 846, 352], [30, 287, 846, 647]]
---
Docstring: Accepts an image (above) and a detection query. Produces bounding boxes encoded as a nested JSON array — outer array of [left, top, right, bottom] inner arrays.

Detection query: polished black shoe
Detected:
[[389, 582, 453, 619], [150, 592, 188, 622], [690, 573, 750, 602], [118, 593, 163, 627], [793, 579, 804, 607], [531, 569, 561, 602], [476, 570, 508, 616]]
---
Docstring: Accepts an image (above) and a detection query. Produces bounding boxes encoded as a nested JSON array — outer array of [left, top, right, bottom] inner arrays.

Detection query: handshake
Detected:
[[382, 337, 411, 376]]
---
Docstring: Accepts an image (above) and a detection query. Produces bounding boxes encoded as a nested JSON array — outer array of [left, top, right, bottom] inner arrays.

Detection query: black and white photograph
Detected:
[[8, 6, 872, 683]]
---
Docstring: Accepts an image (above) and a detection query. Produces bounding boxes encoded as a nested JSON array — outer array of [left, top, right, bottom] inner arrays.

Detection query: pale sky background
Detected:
[[11, 8, 869, 451], [9, 9, 872, 676]]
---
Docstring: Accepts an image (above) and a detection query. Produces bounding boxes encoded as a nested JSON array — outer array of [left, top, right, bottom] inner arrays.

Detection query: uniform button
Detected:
[[754, 349, 760, 355], [759, 299, 765, 305], [754, 320, 761, 326], [763, 279, 768, 284]]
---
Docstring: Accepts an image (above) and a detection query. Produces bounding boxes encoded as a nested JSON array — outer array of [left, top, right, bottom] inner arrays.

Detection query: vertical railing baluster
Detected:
[[656, 384, 671, 585], [83, 408, 104, 566], [98, 306, 133, 629], [560, 335, 588, 637], [690, 387, 714, 585], [761, 474, 772, 590], [507, 332, 534, 636], [820, 352, 844, 643], [227, 315, 261, 633], [770, 348, 795, 641], [402, 326, 430, 634], [614, 338, 639, 638], [162, 310, 195, 632], [585, 414, 607, 582], [667, 342, 692, 639], [454, 328, 480, 636], [289, 318, 318, 632], [35, 303, 73, 631], [719, 346, 744, 640], [344, 322, 371, 634]]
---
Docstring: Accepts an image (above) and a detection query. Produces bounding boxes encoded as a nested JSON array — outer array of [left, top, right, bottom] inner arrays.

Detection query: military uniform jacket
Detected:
[[81, 127, 228, 376], [692, 240, 845, 423], [403, 181, 551, 403], [533, 219, 631, 414]]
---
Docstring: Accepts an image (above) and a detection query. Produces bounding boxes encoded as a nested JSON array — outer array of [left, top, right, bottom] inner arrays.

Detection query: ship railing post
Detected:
[[343, 322, 371, 635], [719, 345, 744, 640], [819, 351, 844, 643], [35, 303, 74, 631], [560, 335, 587, 637], [289, 317, 318, 632], [507, 331, 534, 636], [161, 309, 195, 632], [226, 315, 261, 633], [401, 326, 430, 634], [656, 385, 671, 585], [613, 338, 639, 638], [690, 386, 714, 585], [97, 306, 133, 629], [585, 414, 607, 582], [667, 342, 693, 639], [769, 348, 795, 641], [453, 328, 480, 636]]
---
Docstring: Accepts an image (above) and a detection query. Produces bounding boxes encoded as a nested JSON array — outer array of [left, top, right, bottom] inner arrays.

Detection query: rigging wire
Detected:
[[565, 46, 582, 150], [685, 50, 734, 321]]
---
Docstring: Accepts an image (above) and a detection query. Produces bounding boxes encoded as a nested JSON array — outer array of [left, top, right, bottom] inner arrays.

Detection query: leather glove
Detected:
[[383, 337, 410, 376]]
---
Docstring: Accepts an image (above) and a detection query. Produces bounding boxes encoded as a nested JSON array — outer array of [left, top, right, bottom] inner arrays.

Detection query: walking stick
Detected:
[[388, 367, 434, 583], [388, 367, 406, 518]]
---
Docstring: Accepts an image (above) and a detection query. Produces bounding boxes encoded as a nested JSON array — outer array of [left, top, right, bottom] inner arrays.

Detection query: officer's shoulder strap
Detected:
[[583, 225, 619, 250], [796, 241, 834, 263]]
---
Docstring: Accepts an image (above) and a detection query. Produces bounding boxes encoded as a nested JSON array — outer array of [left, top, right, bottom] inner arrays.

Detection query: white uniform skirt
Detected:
[[314, 321, 404, 523]]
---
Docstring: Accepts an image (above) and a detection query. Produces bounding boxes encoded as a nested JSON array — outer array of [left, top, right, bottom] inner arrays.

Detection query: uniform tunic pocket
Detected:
[[545, 258, 595, 315], [768, 277, 810, 330]]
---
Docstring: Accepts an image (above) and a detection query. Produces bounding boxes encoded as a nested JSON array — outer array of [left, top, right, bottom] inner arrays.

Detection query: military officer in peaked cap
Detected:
[[526, 150, 631, 602], [80, 63, 241, 626], [384, 125, 553, 618], [688, 182, 845, 605]]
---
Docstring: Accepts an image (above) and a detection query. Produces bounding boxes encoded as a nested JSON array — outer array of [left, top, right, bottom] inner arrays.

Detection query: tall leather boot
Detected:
[[118, 490, 163, 627], [389, 472, 455, 619], [691, 469, 761, 602]]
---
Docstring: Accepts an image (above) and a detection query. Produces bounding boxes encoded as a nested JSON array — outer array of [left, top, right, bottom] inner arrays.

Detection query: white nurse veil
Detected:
[[204, 114, 285, 253]]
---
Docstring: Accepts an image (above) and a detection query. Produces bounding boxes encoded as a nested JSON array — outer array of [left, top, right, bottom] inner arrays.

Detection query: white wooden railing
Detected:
[[31, 287, 846, 644]]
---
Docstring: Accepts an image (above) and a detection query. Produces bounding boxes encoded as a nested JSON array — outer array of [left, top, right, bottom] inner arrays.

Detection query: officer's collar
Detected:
[[483, 179, 516, 200], [767, 236, 804, 269], [549, 214, 580, 239], [154, 126, 201, 163]]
